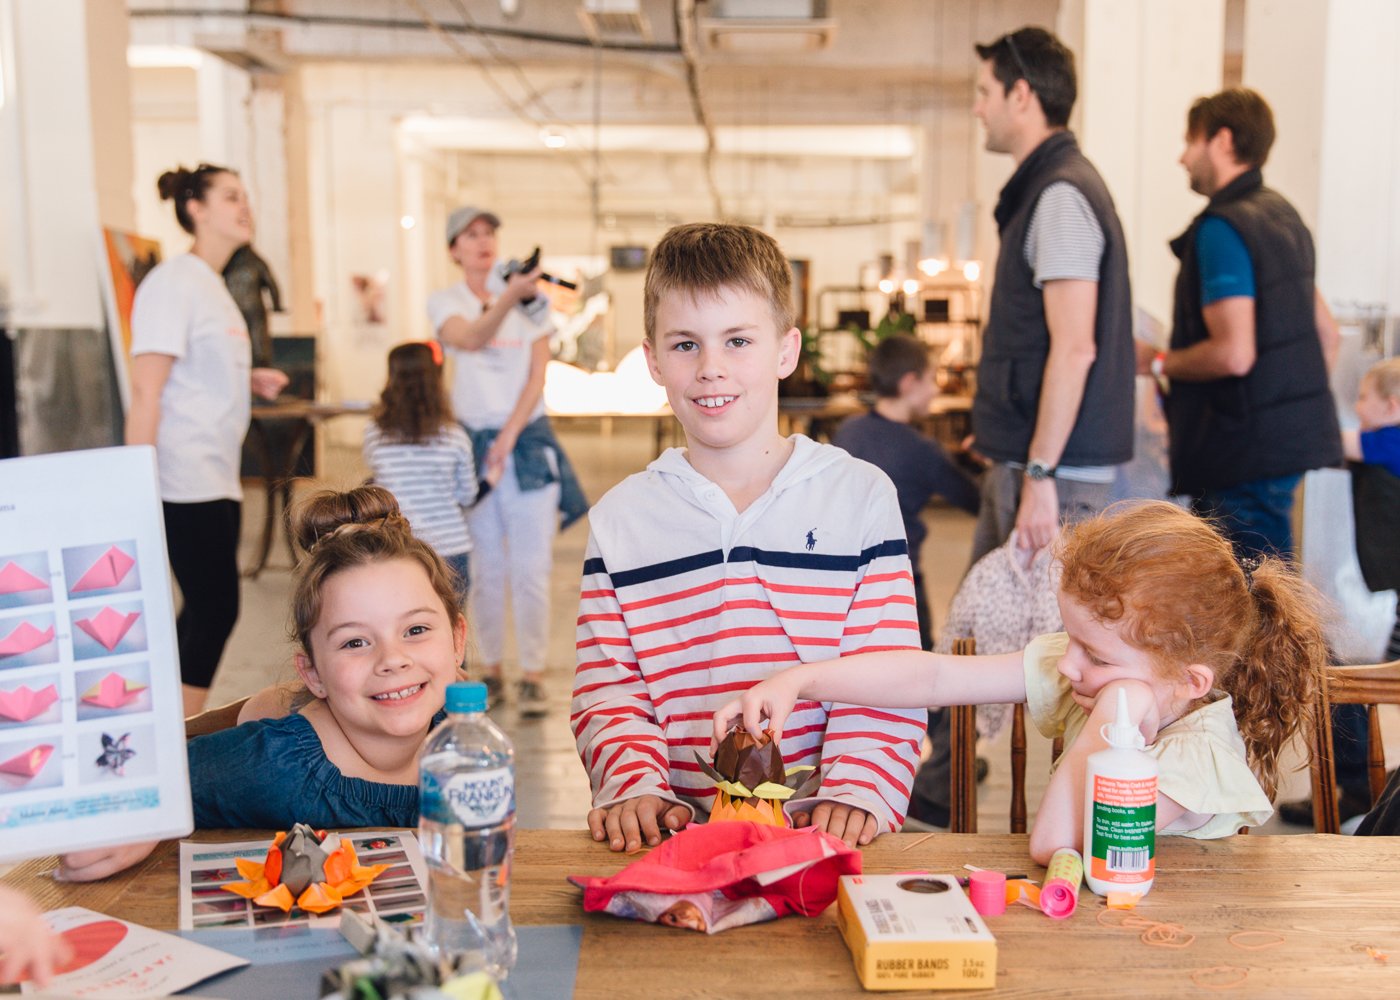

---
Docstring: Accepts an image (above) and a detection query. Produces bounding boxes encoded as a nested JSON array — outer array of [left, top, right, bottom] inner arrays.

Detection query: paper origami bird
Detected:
[[223, 824, 390, 914], [694, 728, 821, 827]]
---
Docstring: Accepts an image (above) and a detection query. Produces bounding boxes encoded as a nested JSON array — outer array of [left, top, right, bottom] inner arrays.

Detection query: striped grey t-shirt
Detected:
[[1020, 180, 1114, 484], [363, 422, 478, 557]]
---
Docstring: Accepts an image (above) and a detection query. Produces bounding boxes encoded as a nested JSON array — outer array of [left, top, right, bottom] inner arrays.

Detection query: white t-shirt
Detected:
[[426, 281, 552, 429], [130, 252, 252, 502]]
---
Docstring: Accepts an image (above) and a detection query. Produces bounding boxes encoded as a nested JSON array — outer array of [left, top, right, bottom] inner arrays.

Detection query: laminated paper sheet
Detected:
[[0, 446, 191, 863]]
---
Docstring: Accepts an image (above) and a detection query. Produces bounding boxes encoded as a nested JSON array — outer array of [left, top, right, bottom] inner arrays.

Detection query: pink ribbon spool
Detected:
[[968, 869, 1007, 917]]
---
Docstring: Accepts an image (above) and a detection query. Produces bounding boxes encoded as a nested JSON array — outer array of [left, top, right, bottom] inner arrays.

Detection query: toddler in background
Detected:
[[716, 501, 1328, 864], [364, 341, 481, 607], [1345, 355, 1400, 661]]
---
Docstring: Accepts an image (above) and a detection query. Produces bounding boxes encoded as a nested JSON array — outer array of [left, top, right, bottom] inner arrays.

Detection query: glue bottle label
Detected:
[[1088, 774, 1155, 883]]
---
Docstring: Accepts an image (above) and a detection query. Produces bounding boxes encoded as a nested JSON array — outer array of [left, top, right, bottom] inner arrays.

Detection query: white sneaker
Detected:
[[517, 679, 548, 718]]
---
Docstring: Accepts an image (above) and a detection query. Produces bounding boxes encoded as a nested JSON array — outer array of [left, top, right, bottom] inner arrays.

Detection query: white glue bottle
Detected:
[[1083, 687, 1157, 898]]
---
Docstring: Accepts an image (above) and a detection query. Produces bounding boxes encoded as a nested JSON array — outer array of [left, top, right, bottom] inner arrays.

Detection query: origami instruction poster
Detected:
[[0, 446, 192, 862]]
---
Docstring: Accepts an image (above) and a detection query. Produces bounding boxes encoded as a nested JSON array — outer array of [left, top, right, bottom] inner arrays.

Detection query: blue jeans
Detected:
[[1191, 473, 1302, 560], [443, 552, 471, 608]]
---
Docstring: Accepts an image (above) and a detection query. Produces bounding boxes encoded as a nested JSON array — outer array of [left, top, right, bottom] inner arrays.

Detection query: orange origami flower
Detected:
[[695, 728, 821, 828], [223, 824, 389, 914]]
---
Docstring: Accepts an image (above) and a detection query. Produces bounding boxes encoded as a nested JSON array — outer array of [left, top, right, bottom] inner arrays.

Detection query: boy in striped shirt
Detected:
[[572, 223, 926, 853]]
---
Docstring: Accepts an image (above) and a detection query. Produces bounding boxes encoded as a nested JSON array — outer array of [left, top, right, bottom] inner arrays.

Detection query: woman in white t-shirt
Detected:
[[427, 206, 558, 717], [126, 164, 288, 716]]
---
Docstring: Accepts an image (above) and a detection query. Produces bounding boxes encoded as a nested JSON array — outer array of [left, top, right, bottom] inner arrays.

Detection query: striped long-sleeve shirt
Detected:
[[571, 436, 926, 833], [363, 422, 478, 557]]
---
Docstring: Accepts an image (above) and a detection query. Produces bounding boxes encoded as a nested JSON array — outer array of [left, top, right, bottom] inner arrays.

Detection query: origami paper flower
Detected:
[[694, 728, 820, 828], [0, 743, 54, 779], [71, 546, 136, 593], [81, 672, 148, 709], [223, 824, 389, 914], [74, 607, 141, 651], [0, 683, 59, 722], [0, 561, 48, 595], [0, 621, 55, 657]]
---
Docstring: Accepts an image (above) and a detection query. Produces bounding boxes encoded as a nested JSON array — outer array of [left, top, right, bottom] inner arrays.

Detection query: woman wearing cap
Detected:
[[126, 163, 288, 716], [428, 206, 583, 717]]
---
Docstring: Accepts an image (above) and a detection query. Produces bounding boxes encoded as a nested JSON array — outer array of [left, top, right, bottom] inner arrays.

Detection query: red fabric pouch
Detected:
[[568, 821, 861, 934]]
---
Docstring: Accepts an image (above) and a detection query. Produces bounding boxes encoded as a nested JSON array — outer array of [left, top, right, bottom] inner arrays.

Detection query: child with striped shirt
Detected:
[[364, 341, 479, 606], [571, 223, 926, 853]]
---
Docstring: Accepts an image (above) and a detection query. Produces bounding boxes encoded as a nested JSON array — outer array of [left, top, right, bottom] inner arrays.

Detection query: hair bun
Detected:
[[290, 485, 408, 554], [156, 168, 191, 202]]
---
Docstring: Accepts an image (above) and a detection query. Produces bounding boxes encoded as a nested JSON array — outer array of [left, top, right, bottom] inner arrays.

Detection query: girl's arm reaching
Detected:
[[712, 648, 1027, 746]]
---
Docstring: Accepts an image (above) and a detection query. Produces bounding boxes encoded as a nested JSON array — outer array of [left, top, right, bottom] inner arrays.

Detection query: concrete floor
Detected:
[[210, 419, 1386, 835]]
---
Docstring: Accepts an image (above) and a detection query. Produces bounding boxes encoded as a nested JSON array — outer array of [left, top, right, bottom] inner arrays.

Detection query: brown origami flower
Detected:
[[694, 728, 821, 827]]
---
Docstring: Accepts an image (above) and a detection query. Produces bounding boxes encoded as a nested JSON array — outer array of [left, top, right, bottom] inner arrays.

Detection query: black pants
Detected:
[[163, 499, 241, 689]]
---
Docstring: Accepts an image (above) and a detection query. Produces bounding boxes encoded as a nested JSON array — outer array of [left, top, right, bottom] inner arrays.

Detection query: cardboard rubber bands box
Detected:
[[836, 874, 997, 991]]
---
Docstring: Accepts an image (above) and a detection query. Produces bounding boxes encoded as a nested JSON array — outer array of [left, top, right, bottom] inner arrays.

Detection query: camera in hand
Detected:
[[501, 246, 578, 305]]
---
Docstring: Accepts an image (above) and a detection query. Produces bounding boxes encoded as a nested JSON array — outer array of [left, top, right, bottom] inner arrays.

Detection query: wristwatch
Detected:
[[1025, 459, 1058, 481]]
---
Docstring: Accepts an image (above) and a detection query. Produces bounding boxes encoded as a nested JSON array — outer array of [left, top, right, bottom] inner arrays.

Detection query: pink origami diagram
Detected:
[[0, 684, 59, 722], [0, 562, 48, 596], [0, 743, 53, 779], [71, 546, 136, 593], [0, 621, 56, 657], [75, 607, 141, 652], [81, 672, 147, 710]]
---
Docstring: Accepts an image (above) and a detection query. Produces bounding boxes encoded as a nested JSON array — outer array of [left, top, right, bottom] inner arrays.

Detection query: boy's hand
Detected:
[[0, 886, 72, 989], [56, 841, 158, 882], [1084, 678, 1161, 745], [711, 669, 804, 750], [791, 801, 880, 847], [588, 796, 692, 853]]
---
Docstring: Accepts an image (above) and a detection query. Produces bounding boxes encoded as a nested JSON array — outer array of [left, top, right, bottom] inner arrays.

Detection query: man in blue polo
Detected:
[[1153, 88, 1341, 559]]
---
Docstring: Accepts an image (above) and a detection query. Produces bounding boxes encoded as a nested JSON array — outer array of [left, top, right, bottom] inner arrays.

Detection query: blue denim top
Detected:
[[187, 709, 445, 829]]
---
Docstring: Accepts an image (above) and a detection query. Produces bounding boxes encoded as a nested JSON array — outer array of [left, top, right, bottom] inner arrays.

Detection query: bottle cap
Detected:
[[1101, 687, 1146, 750], [967, 870, 1007, 917], [446, 681, 487, 714]]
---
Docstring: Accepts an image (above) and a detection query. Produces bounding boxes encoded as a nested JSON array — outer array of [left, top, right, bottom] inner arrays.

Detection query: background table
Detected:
[[7, 831, 1396, 998]]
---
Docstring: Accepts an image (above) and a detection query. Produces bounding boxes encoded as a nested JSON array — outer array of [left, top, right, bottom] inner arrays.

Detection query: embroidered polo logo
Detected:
[[805, 529, 817, 551]]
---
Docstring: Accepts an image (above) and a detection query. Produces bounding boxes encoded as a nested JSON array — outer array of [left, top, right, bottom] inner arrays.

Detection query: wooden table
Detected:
[[6, 831, 1396, 997]]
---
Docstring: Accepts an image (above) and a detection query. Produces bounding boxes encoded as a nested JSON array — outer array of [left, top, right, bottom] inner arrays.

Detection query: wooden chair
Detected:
[[947, 637, 1060, 833], [184, 697, 249, 739], [1309, 659, 1400, 833]]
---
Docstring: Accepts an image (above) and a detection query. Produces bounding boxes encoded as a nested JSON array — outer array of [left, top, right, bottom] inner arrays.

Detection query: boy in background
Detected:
[[832, 334, 980, 651], [571, 224, 925, 853]]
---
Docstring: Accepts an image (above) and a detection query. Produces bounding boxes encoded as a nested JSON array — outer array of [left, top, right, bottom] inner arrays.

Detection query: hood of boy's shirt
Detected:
[[645, 434, 846, 512]]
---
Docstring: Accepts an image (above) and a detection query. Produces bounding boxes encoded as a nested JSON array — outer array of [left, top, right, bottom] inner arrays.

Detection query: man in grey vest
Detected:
[[1149, 88, 1340, 560], [907, 26, 1134, 831], [967, 27, 1134, 566]]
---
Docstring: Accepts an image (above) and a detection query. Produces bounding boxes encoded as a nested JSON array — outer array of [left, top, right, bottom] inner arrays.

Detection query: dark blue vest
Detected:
[[972, 131, 1135, 467], [1166, 169, 1341, 495]]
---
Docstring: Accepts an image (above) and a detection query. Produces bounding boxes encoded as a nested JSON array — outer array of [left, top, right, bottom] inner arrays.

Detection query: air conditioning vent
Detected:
[[699, 0, 834, 52], [578, 0, 652, 41]]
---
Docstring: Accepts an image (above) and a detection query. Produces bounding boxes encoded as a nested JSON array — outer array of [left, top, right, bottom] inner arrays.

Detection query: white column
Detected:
[[1244, 0, 1400, 313], [0, 0, 130, 330], [1060, 0, 1226, 327]]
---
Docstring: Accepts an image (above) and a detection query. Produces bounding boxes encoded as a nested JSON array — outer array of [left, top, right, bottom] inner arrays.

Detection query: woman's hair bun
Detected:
[[290, 485, 407, 554], [157, 168, 191, 202]]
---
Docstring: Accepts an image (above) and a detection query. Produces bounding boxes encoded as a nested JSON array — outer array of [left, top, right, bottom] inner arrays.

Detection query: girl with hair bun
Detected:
[[716, 501, 1329, 862], [65, 488, 466, 876], [128, 163, 289, 716]]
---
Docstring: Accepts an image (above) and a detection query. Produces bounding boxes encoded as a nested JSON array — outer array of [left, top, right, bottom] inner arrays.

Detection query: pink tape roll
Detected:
[[968, 869, 1007, 917]]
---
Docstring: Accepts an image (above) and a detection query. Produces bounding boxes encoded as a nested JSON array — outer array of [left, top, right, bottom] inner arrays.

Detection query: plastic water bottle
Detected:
[[419, 681, 518, 978]]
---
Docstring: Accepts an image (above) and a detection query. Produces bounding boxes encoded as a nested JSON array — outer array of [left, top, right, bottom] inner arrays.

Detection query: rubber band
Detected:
[[1228, 930, 1285, 951], [1189, 966, 1249, 990]]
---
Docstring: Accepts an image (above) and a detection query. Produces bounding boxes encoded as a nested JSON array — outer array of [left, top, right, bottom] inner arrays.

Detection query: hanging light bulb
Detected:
[[962, 261, 981, 282], [878, 278, 895, 295], [902, 278, 920, 295]]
